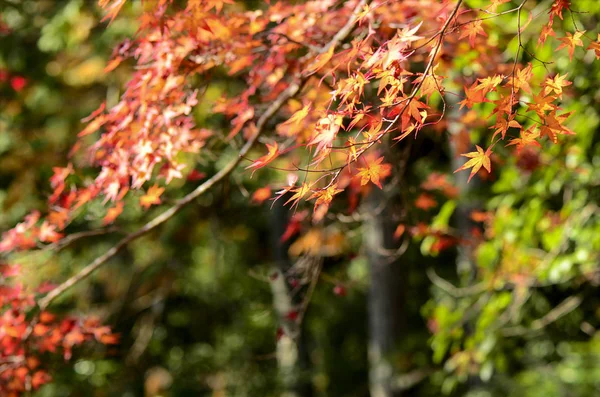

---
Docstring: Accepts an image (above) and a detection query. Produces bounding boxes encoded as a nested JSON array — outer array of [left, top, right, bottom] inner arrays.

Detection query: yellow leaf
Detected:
[[305, 45, 334, 74], [454, 145, 492, 182], [282, 104, 311, 126], [356, 157, 392, 189]]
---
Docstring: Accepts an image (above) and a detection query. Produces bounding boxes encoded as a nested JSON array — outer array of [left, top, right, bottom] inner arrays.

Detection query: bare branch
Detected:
[[426, 268, 487, 297], [43, 227, 121, 252], [501, 294, 583, 337]]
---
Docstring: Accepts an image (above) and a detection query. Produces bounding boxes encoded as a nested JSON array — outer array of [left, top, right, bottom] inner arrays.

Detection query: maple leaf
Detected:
[[308, 114, 343, 163], [458, 83, 487, 109], [421, 172, 459, 198], [393, 123, 416, 142], [356, 3, 372, 25], [526, 92, 556, 116], [305, 45, 334, 74], [549, 0, 571, 21], [246, 142, 279, 175], [140, 185, 165, 209], [587, 34, 600, 59], [283, 104, 311, 126], [505, 63, 532, 94], [413, 66, 444, 99], [474, 75, 504, 94], [540, 111, 574, 143], [459, 20, 487, 48], [251, 186, 272, 205], [38, 221, 63, 243], [285, 183, 311, 208], [397, 21, 424, 43], [538, 24, 556, 47], [507, 126, 541, 154], [187, 169, 206, 181], [309, 184, 343, 210], [103, 201, 124, 225], [48, 208, 69, 230], [488, 0, 511, 12], [454, 145, 492, 182], [543, 73, 572, 98], [346, 137, 359, 163], [383, 36, 412, 69], [98, 0, 126, 24], [356, 157, 392, 189], [415, 193, 437, 211], [556, 30, 585, 60], [491, 116, 521, 140], [78, 114, 107, 137]]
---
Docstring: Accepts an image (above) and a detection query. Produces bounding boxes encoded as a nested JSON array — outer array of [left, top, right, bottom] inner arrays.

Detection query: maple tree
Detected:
[[1, 0, 599, 395]]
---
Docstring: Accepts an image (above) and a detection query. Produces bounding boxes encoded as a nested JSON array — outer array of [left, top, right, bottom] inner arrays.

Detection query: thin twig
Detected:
[[426, 268, 487, 297], [501, 294, 583, 337], [43, 227, 121, 252]]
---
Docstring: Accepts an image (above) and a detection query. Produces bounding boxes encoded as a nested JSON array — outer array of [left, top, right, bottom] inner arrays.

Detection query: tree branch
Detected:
[[37, 0, 369, 311], [500, 294, 583, 337], [426, 268, 487, 297]]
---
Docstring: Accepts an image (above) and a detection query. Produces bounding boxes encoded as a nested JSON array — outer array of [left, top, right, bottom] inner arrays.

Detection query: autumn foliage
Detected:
[[1, 0, 599, 393]]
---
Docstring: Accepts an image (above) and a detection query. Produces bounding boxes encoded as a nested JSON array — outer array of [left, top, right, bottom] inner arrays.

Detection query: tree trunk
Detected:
[[269, 200, 313, 397], [364, 186, 406, 397]]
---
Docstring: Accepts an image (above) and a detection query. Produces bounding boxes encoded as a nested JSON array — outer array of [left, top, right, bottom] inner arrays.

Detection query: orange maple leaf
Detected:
[[507, 126, 541, 153], [415, 193, 437, 211], [308, 184, 343, 210], [556, 30, 585, 60], [491, 117, 521, 140], [459, 20, 487, 48], [505, 63, 532, 94], [305, 45, 334, 74], [103, 201, 124, 225], [526, 92, 556, 116], [587, 34, 600, 59], [246, 142, 279, 174], [543, 73, 572, 98], [538, 24, 556, 47], [140, 185, 165, 209], [539, 111, 574, 143], [251, 186, 272, 205], [549, 0, 571, 21], [458, 83, 487, 109], [356, 157, 392, 189], [454, 145, 492, 182]]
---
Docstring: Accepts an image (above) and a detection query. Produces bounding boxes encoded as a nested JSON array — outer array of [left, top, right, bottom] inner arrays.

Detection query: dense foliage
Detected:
[[0, 0, 599, 395]]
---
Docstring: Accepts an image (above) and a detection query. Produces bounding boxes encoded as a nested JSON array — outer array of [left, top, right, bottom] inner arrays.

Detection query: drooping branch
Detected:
[[37, 0, 370, 311]]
